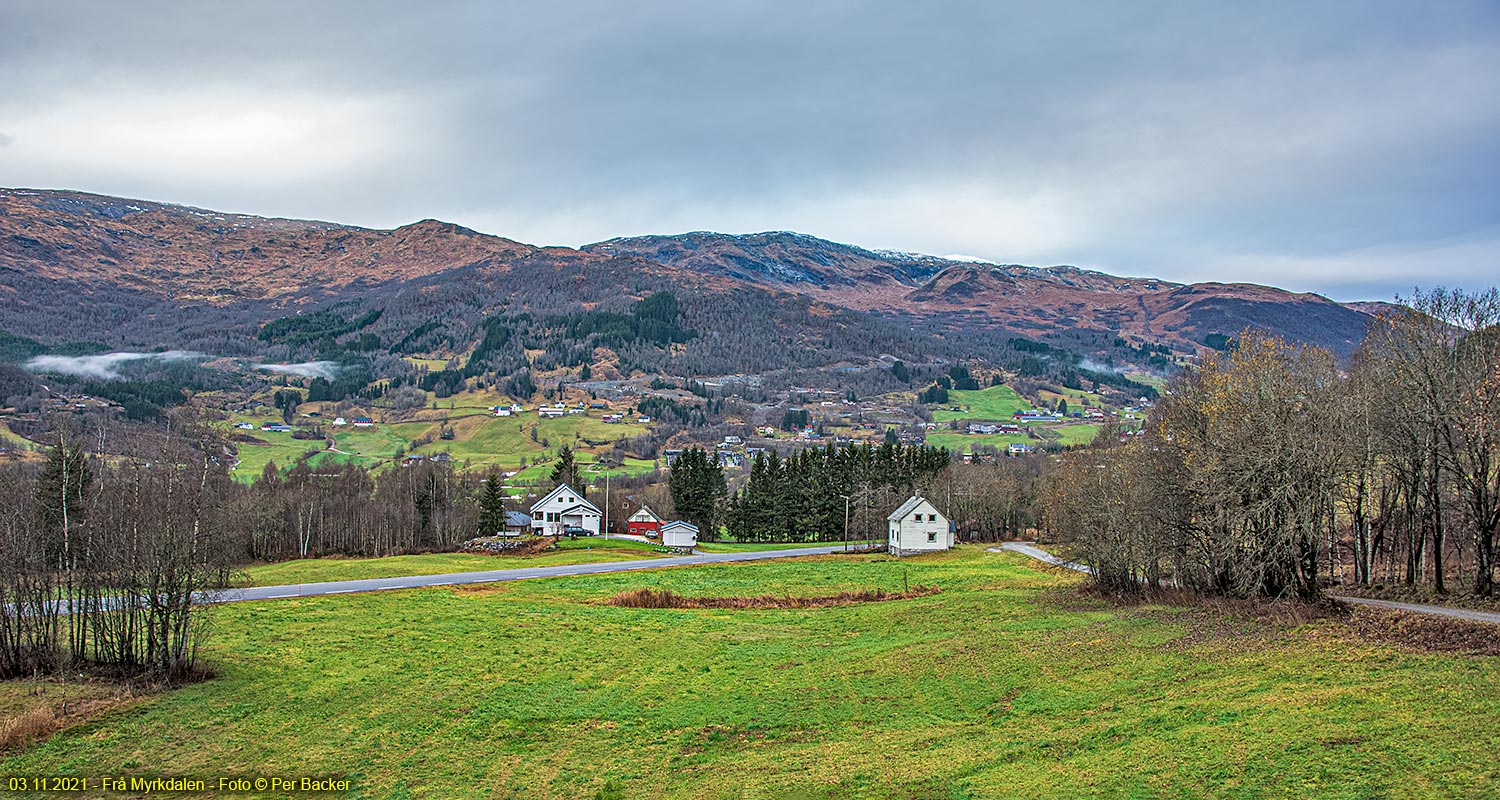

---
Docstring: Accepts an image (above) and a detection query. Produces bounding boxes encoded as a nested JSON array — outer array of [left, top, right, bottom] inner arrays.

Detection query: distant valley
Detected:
[[0, 186, 1387, 478]]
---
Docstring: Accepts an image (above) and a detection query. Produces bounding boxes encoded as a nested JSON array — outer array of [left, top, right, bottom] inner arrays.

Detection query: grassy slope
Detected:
[[931, 385, 1029, 422], [5, 548, 1497, 798], [925, 431, 1030, 453], [422, 414, 652, 476], [228, 431, 324, 483], [1045, 424, 1102, 447], [927, 385, 1103, 451], [227, 393, 655, 483], [241, 541, 666, 586], [1037, 386, 1108, 407]]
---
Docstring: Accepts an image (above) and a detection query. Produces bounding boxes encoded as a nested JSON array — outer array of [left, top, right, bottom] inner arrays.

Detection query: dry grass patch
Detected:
[[605, 585, 940, 609], [1344, 607, 1500, 656], [0, 705, 56, 752], [1058, 581, 1500, 657], [0, 679, 152, 754]]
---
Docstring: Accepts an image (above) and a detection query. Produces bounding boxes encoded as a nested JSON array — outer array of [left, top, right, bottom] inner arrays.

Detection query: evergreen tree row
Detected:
[[725, 442, 950, 543]]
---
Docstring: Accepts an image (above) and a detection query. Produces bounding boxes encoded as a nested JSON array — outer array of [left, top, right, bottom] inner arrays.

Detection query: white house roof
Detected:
[[887, 496, 937, 522], [530, 484, 601, 515], [557, 503, 600, 516], [629, 505, 660, 522], [661, 520, 699, 533]]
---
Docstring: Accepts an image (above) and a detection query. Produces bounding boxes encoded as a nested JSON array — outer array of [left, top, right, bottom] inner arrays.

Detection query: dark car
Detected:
[[562, 525, 590, 538]]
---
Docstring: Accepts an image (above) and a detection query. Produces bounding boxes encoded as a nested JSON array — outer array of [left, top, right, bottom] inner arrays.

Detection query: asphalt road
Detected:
[[989, 542, 1500, 625], [219, 545, 852, 603]]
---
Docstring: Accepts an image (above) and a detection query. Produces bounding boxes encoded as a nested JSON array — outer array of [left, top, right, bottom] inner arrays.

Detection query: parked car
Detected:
[[562, 525, 590, 538]]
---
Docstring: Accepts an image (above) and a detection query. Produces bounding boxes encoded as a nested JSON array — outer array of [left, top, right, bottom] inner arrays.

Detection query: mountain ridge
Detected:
[[2, 188, 1378, 357], [583, 229, 1373, 356]]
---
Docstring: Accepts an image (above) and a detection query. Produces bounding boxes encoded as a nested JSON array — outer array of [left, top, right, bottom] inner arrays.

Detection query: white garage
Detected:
[[660, 520, 700, 551]]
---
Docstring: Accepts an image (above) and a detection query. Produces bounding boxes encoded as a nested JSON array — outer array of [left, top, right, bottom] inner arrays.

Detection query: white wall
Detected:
[[662, 526, 697, 549], [889, 499, 951, 552], [530, 488, 600, 535]]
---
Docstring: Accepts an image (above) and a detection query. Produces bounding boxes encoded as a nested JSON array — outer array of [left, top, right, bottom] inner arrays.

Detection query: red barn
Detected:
[[627, 505, 662, 537]]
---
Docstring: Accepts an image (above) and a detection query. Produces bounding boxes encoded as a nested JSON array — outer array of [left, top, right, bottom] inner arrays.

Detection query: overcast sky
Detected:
[[2, 1, 1497, 300]]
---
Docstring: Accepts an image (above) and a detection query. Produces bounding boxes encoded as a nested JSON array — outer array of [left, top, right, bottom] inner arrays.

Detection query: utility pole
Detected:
[[604, 468, 611, 540], [841, 493, 851, 552]]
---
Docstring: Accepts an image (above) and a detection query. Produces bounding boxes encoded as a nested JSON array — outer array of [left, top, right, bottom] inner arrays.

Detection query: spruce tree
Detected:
[[35, 436, 91, 537], [478, 472, 508, 534], [549, 445, 583, 496], [670, 447, 725, 539]]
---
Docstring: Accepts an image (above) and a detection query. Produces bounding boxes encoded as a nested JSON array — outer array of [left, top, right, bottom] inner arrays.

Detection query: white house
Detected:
[[626, 506, 662, 537], [886, 496, 952, 556], [660, 520, 699, 551], [529, 484, 602, 536]]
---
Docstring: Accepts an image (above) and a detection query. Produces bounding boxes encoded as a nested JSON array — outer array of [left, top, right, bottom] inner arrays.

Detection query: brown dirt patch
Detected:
[[1343, 607, 1500, 656], [1055, 583, 1500, 657]]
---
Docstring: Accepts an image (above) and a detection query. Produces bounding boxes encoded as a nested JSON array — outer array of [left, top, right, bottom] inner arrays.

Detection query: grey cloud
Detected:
[[0, 1, 1496, 301], [254, 362, 342, 380], [24, 350, 206, 380]]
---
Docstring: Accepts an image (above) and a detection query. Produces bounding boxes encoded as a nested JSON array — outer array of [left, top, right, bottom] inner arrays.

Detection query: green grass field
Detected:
[[932, 385, 1029, 422], [243, 541, 866, 587], [420, 414, 651, 475], [928, 424, 1101, 453], [228, 433, 325, 483], [1044, 424, 1102, 447], [1037, 386, 1108, 408], [0, 420, 39, 452], [697, 541, 871, 553], [1126, 372, 1168, 392], [224, 392, 656, 484], [5, 547, 1496, 798], [241, 541, 665, 586], [924, 431, 1030, 453]]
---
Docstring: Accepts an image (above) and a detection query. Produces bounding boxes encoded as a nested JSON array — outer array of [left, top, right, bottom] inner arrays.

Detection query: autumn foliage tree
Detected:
[[1043, 287, 1500, 600]]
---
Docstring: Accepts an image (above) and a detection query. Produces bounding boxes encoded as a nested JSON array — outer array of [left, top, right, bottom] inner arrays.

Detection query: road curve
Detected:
[[219, 545, 852, 604], [988, 542, 1500, 625]]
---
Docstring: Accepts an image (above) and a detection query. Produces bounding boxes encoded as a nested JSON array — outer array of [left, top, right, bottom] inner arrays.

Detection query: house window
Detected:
[[928, 532, 937, 543], [913, 514, 922, 522], [928, 514, 937, 522]]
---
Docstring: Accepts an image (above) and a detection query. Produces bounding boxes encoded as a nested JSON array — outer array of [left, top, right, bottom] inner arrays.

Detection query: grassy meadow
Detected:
[[240, 539, 668, 587], [240, 540, 854, 587], [1040, 424, 1102, 447], [225, 393, 656, 485], [926, 385, 1105, 452], [925, 430, 1030, 452], [4, 547, 1497, 798], [931, 385, 1029, 422]]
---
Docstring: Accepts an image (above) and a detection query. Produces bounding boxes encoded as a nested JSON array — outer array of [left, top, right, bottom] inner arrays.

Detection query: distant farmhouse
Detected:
[[627, 505, 662, 537], [886, 496, 953, 556], [529, 484, 601, 536], [503, 510, 532, 536]]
